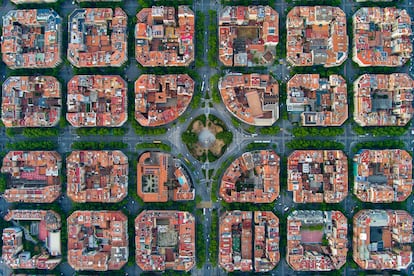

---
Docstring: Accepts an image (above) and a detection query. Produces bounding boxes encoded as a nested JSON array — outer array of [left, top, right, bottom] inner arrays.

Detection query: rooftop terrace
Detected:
[[353, 73, 414, 127], [288, 150, 348, 203], [68, 8, 127, 67], [286, 6, 348, 67], [135, 74, 194, 126], [2, 76, 61, 128], [2, 210, 61, 270], [135, 6, 194, 67], [219, 211, 280, 272], [1, 151, 61, 203], [287, 210, 348, 271], [67, 211, 128, 271], [218, 6, 279, 66], [67, 75, 127, 127], [353, 149, 412, 203], [219, 150, 280, 203], [219, 73, 279, 126], [353, 210, 413, 270], [1, 9, 62, 69], [135, 210, 196, 271], [353, 7, 412, 67], [137, 151, 194, 202], [66, 150, 128, 203], [287, 74, 348, 126]]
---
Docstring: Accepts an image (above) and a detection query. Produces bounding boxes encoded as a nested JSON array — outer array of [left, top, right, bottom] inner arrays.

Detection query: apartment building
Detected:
[[2, 76, 61, 128], [353, 149, 412, 203], [353, 7, 412, 67], [68, 8, 127, 67], [219, 6, 279, 66], [2, 210, 61, 270], [1, 9, 62, 69], [66, 150, 128, 203], [353, 210, 413, 270], [288, 150, 348, 203], [219, 73, 279, 126], [219, 211, 280, 272], [287, 74, 348, 126], [135, 74, 194, 126], [353, 74, 414, 126], [1, 151, 61, 203], [67, 211, 128, 271], [137, 152, 194, 202], [135, 210, 196, 271], [67, 75, 127, 127], [286, 6, 348, 67], [219, 150, 280, 203], [135, 6, 194, 67], [287, 210, 348, 271]]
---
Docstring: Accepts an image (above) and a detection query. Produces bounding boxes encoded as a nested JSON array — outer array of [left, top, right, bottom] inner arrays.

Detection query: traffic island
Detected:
[[182, 115, 233, 162]]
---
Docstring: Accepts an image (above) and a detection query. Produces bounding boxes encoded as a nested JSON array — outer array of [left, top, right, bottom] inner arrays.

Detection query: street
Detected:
[[0, 0, 413, 275]]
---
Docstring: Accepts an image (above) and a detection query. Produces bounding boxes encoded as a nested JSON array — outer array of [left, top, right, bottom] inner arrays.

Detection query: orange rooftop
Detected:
[[286, 6, 348, 67], [353, 210, 413, 270], [2, 76, 61, 128], [287, 74, 348, 126], [353, 149, 412, 203], [353, 73, 414, 127], [218, 6, 279, 66], [219, 73, 279, 126], [135, 74, 194, 126], [288, 150, 348, 203], [68, 8, 127, 67], [287, 210, 348, 271], [67, 211, 128, 271], [1, 9, 62, 69], [135, 6, 194, 67], [135, 210, 196, 271], [67, 75, 127, 127], [66, 150, 128, 203], [353, 7, 412, 67], [219, 150, 280, 203], [1, 151, 61, 203], [219, 211, 280, 272], [137, 151, 194, 202]]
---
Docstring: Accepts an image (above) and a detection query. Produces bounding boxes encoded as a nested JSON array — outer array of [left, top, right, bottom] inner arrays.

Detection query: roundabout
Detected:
[[181, 114, 233, 162]]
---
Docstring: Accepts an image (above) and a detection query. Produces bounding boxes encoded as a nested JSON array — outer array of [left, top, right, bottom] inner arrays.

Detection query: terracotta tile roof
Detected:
[[219, 211, 279, 272], [353, 7, 412, 67], [1, 76, 61, 128], [135, 210, 195, 271], [353, 210, 413, 270], [219, 73, 279, 126], [287, 210, 348, 271], [67, 75, 127, 127], [353, 73, 414, 126], [67, 211, 128, 271], [287, 74, 348, 126], [135, 74, 194, 126], [137, 151, 194, 202], [1, 151, 62, 203], [66, 150, 128, 203], [288, 150, 348, 203], [68, 8, 127, 67], [286, 6, 348, 67], [135, 6, 194, 67], [2, 209, 61, 270], [219, 150, 280, 203], [218, 6, 278, 66], [1, 9, 62, 69], [353, 149, 412, 203]]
